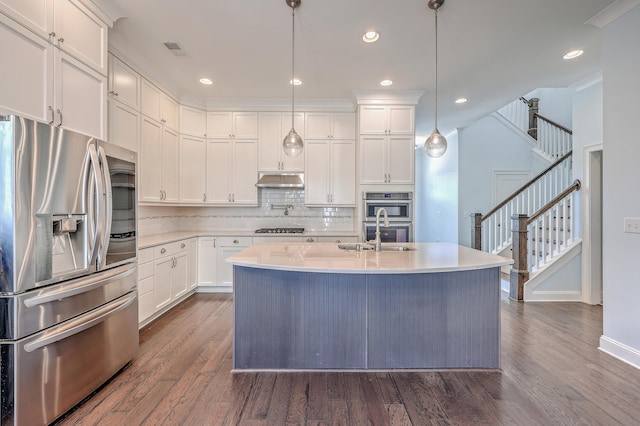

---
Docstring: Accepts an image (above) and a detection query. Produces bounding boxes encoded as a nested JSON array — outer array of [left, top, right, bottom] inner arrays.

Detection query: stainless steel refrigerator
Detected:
[[0, 115, 139, 425]]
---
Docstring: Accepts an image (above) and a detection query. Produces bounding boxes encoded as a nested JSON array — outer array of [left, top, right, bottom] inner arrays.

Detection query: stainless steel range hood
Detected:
[[255, 173, 304, 189]]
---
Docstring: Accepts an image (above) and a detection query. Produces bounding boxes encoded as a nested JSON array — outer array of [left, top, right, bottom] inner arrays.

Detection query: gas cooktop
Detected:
[[255, 227, 305, 234]]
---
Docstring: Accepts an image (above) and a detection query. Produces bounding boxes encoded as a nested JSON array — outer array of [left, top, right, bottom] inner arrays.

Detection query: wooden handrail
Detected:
[[480, 151, 573, 222], [527, 179, 581, 224], [534, 113, 573, 135]]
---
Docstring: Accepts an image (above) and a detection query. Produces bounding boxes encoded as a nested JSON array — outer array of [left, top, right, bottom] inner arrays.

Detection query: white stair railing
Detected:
[[535, 114, 573, 160], [509, 180, 581, 301], [497, 97, 530, 134], [472, 152, 573, 254]]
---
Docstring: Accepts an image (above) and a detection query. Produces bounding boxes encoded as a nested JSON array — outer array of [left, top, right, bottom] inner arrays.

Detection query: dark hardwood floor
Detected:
[[58, 293, 640, 425]]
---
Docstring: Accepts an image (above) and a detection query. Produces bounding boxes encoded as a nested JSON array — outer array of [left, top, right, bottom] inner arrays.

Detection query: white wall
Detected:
[[527, 88, 574, 129], [600, 4, 640, 368], [415, 133, 459, 243], [457, 115, 541, 247]]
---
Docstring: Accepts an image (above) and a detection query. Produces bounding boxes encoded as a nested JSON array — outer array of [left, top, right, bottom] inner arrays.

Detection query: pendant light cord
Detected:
[[291, 5, 296, 129], [434, 7, 439, 130]]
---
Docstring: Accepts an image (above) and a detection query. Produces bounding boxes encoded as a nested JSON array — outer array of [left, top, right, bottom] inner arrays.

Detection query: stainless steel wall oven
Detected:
[[0, 115, 139, 426], [362, 192, 414, 243]]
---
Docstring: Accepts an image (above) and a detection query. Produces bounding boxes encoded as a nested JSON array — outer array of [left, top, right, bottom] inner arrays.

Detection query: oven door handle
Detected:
[[23, 265, 135, 308], [24, 292, 137, 352]]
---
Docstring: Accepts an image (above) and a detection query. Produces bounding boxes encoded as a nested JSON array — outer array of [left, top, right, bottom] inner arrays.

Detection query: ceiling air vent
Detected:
[[163, 41, 187, 57]]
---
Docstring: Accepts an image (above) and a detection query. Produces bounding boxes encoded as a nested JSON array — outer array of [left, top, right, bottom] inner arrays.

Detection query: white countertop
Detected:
[[226, 242, 513, 274], [138, 230, 359, 249]]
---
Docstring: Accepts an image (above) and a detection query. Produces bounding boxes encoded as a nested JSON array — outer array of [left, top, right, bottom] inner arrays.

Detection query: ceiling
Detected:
[[94, 0, 615, 136]]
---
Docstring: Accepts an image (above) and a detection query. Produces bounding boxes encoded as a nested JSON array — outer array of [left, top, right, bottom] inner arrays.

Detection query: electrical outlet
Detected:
[[624, 217, 640, 234]]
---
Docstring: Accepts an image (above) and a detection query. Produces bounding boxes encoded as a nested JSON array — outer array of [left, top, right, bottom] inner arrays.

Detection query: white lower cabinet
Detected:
[[197, 236, 251, 289], [197, 237, 218, 287], [216, 237, 252, 288], [138, 239, 193, 326]]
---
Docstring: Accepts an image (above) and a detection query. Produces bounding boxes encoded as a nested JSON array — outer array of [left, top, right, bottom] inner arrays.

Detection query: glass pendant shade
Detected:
[[424, 129, 447, 158], [283, 128, 303, 157]]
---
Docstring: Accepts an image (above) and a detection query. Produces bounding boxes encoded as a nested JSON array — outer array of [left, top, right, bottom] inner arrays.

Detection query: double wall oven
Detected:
[[362, 192, 414, 243]]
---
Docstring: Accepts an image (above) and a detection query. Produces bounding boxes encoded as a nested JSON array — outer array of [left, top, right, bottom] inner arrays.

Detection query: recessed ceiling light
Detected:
[[290, 78, 302, 86], [362, 31, 380, 43], [380, 79, 393, 87], [563, 49, 584, 60], [455, 98, 468, 104], [199, 78, 213, 85]]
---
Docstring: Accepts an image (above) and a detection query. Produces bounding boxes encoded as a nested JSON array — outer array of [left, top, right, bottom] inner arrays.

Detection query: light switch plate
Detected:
[[624, 217, 640, 234]]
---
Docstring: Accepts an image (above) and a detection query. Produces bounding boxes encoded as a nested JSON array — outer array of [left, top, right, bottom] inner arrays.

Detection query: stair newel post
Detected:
[[471, 213, 483, 250], [510, 214, 530, 302], [527, 97, 539, 140]]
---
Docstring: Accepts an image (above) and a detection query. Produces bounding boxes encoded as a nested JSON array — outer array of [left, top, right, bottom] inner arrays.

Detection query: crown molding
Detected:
[[586, 0, 640, 28], [352, 90, 426, 106]]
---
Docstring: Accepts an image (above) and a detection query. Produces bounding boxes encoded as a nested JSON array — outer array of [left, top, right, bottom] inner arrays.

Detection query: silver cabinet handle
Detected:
[[56, 109, 62, 127], [306, 237, 314, 243], [233, 239, 239, 244], [232, 193, 235, 202], [181, 243, 186, 249], [58, 37, 64, 44], [213, 239, 217, 248], [48, 106, 55, 124], [388, 174, 391, 183], [160, 248, 167, 254], [335, 239, 341, 243], [203, 193, 206, 202]]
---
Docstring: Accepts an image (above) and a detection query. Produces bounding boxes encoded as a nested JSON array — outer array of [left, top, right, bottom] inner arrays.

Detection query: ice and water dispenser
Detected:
[[36, 213, 89, 283]]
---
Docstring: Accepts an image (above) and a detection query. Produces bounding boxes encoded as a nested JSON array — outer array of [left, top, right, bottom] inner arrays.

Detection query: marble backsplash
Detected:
[[137, 189, 356, 236]]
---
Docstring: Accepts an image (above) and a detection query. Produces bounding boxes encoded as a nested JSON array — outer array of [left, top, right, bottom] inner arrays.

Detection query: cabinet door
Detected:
[[258, 112, 281, 171], [233, 112, 257, 139], [359, 135, 387, 184], [197, 238, 217, 286], [231, 139, 258, 205], [138, 279, 155, 322], [0, 13, 51, 122], [180, 105, 206, 137], [54, 0, 107, 75], [359, 106, 387, 134], [304, 140, 330, 205], [179, 135, 206, 203], [139, 117, 163, 202], [161, 127, 180, 202], [108, 100, 139, 153], [206, 139, 232, 204], [53, 49, 106, 139], [217, 245, 245, 287], [206, 112, 232, 138], [109, 55, 139, 109], [331, 113, 356, 139], [331, 140, 356, 205], [141, 80, 162, 122], [0, 0, 52, 39], [388, 106, 414, 134], [161, 94, 179, 131], [172, 251, 188, 299], [387, 135, 414, 184], [188, 239, 198, 290], [281, 112, 305, 171], [154, 257, 173, 310], [305, 112, 331, 139]]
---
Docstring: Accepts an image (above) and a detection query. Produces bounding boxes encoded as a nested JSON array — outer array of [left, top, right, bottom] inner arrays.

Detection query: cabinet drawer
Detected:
[[139, 247, 154, 264], [138, 261, 154, 280], [153, 240, 188, 259], [139, 275, 154, 295], [217, 236, 252, 247]]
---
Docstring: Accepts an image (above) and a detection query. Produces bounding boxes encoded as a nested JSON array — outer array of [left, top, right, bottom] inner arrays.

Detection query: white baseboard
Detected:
[[523, 290, 582, 302], [196, 286, 233, 294], [599, 336, 640, 370]]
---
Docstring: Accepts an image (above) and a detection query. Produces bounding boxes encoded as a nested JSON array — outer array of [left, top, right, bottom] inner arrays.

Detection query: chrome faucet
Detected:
[[374, 207, 389, 252]]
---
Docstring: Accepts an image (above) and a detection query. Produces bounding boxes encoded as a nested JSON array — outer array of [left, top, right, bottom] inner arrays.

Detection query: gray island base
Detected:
[[232, 264, 501, 371]]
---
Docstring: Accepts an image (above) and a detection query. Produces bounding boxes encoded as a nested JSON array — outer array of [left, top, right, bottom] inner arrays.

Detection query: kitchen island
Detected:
[[227, 242, 512, 371]]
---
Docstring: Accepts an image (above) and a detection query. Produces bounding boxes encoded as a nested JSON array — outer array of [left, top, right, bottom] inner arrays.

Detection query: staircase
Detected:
[[474, 97, 581, 302]]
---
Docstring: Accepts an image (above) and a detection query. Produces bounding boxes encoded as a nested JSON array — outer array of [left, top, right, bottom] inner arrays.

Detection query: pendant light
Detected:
[[283, 0, 303, 157], [424, 0, 447, 158]]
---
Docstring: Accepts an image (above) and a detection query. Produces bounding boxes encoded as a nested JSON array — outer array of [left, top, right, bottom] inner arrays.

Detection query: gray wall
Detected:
[[601, 4, 640, 367]]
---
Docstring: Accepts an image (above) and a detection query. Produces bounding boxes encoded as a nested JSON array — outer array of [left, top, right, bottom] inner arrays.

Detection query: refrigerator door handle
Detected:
[[23, 265, 136, 308], [87, 145, 105, 267], [23, 292, 137, 353], [97, 146, 113, 267]]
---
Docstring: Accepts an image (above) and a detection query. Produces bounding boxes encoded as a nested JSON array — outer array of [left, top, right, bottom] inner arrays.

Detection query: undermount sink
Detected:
[[337, 244, 416, 252]]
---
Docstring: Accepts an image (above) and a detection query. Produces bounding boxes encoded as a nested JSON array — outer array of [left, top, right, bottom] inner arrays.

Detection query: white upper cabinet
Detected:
[[179, 135, 206, 204], [108, 54, 140, 109], [360, 134, 414, 185], [305, 139, 356, 206], [305, 112, 355, 140], [205, 138, 257, 205], [206, 112, 257, 139], [141, 80, 179, 131], [0, 0, 107, 75], [359, 105, 414, 135], [108, 99, 139, 153], [139, 116, 179, 203], [180, 106, 207, 137], [258, 112, 304, 172]]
